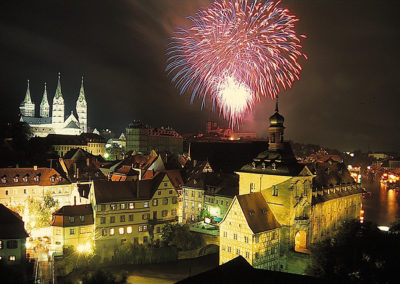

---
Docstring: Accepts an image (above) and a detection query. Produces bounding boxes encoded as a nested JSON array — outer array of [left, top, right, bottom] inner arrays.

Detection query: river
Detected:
[[362, 181, 400, 226]]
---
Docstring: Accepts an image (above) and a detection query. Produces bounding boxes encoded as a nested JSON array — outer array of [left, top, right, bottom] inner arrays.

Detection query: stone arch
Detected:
[[295, 230, 307, 253]]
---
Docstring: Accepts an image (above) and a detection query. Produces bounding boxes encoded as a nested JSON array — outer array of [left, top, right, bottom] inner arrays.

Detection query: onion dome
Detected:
[[269, 98, 284, 126]]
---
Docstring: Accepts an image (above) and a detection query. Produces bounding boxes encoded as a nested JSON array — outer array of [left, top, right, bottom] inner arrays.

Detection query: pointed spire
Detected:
[[78, 75, 86, 102], [40, 82, 48, 106], [24, 79, 32, 103], [275, 96, 279, 113], [54, 72, 63, 99]]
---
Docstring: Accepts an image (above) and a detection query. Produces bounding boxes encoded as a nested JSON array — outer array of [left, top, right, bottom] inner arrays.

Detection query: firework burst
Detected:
[[166, 0, 306, 126]]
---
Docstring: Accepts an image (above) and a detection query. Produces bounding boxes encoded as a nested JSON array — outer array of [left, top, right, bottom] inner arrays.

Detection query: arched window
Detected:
[[295, 231, 307, 253]]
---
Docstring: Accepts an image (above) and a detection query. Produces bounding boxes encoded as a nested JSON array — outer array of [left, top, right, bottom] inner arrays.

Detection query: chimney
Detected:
[[34, 165, 38, 171]]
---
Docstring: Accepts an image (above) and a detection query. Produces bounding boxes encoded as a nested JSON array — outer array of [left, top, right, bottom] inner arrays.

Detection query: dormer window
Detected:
[[249, 210, 255, 216], [272, 163, 277, 170], [251, 162, 256, 169], [34, 175, 40, 182], [261, 209, 267, 215], [23, 175, 29, 182], [1, 176, 6, 183], [261, 162, 266, 170], [50, 176, 56, 182], [14, 175, 19, 183], [58, 176, 62, 182]]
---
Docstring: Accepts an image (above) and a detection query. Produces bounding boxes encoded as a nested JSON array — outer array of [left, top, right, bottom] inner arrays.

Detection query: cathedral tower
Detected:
[[76, 76, 87, 133], [52, 73, 65, 126], [268, 97, 285, 151], [40, 82, 50, 117], [19, 80, 35, 117]]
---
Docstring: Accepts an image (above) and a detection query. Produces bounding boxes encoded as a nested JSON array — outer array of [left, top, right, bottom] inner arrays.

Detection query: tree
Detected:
[[307, 220, 400, 283], [161, 224, 204, 250]]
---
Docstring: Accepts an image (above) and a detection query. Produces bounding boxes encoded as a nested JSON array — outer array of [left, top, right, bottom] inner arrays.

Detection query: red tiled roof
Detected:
[[236, 192, 280, 234], [0, 167, 69, 187], [51, 204, 94, 227]]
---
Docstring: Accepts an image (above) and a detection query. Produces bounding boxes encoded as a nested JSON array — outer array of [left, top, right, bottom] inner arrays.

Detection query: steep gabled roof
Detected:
[[0, 204, 29, 239], [93, 172, 166, 204], [236, 192, 280, 234]]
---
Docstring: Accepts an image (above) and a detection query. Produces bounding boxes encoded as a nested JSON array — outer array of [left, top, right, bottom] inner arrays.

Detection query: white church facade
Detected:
[[19, 73, 88, 137]]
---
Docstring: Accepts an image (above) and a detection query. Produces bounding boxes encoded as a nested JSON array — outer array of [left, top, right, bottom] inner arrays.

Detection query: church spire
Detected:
[[54, 72, 63, 99], [76, 75, 87, 133], [40, 82, 50, 117], [19, 79, 35, 117], [78, 76, 86, 102], [268, 97, 285, 151], [24, 79, 32, 103], [275, 95, 279, 113]]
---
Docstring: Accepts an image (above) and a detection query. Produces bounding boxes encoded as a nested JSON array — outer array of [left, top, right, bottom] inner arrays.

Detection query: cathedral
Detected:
[[19, 73, 87, 137]]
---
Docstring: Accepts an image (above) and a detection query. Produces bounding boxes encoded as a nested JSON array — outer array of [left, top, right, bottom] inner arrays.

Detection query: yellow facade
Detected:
[[93, 175, 179, 260], [53, 142, 105, 157], [182, 187, 204, 222], [52, 224, 94, 253], [219, 198, 280, 270]]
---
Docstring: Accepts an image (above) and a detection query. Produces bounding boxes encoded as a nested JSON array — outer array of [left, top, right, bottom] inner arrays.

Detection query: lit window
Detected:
[[119, 227, 124, 235], [50, 176, 55, 182], [70, 229, 75, 235], [144, 202, 149, 208], [110, 204, 117, 210], [101, 229, 107, 236], [1, 176, 6, 183], [8, 256, 16, 261], [120, 203, 126, 210], [127, 226, 132, 234], [153, 199, 158, 206], [142, 213, 149, 220], [14, 176, 19, 182], [250, 183, 255, 192], [23, 176, 28, 182], [0, 240, 3, 249], [110, 228, 115, 235], [129, 202, 134, 209]]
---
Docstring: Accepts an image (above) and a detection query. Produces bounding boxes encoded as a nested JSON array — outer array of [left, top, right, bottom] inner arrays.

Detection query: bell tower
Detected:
[[268, 97, 285, 151]]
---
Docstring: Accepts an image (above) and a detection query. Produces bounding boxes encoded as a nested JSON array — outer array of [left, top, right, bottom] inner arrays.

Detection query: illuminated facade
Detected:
[[125, 121, 183, 154], [19, 74, 88, 137], [45, 133, 106, 157], [0, 167, 73, 208], [220, 101, 363, 274], [91, 173, 179, 260], [50, 204, 94, 254]]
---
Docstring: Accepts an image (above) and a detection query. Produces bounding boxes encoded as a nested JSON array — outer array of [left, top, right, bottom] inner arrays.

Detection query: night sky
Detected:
[[1, 0, 399, 152]]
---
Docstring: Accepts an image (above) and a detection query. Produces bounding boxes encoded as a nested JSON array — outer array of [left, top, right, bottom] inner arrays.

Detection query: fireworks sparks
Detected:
[[166, 0, 306, 126]]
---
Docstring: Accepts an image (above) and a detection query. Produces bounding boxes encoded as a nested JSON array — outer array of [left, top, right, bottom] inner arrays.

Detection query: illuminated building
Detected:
[[0, 204, 29, 264], [0, 167, 73, 208], [91, 173, 179, 260], [125, 121, 183, 154], [50, 204, 94, 254], [220, 101, 363, 274], [44, 133, 106, 157], [19, 74, 88, 137]]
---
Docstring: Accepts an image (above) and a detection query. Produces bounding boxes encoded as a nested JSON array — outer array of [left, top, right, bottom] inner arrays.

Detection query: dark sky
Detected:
[[1, 0, 399, 152]]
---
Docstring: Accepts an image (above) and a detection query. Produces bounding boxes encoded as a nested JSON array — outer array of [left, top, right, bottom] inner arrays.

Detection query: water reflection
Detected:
[[362, 181, 400, 226]]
